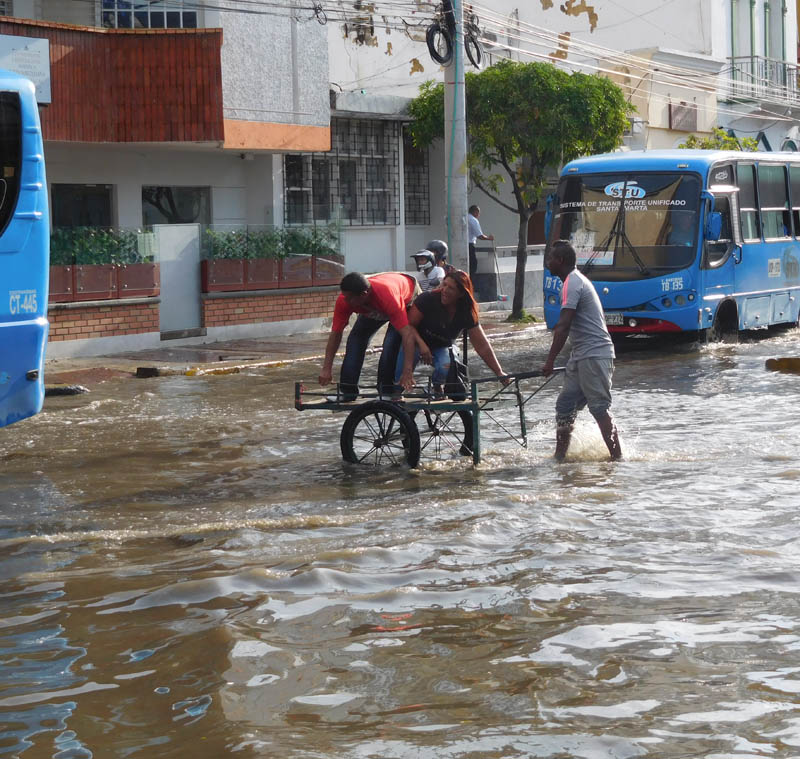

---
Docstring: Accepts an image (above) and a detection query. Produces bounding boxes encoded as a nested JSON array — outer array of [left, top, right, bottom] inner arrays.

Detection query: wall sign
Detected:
[[0, 35, 50, 104]]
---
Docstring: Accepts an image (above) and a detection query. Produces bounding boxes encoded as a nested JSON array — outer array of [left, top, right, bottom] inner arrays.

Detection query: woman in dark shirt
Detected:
[[395, 270, 508, 396]]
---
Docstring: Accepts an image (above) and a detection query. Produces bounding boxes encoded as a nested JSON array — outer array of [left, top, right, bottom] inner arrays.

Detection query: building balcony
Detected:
[[727, 55, 800, 105], [0, 17, 224, 143]]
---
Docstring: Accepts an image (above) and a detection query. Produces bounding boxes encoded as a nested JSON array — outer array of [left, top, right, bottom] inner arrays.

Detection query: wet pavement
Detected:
[[7, 317, 800, 758]]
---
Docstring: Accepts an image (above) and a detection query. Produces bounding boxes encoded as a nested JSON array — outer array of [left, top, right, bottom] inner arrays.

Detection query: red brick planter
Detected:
[[245, 258, 280, 289], [49, 263, 161, 303], [201, 256, 343, 293], [118, 263, 160, 297], [49, 265, 74, 302]]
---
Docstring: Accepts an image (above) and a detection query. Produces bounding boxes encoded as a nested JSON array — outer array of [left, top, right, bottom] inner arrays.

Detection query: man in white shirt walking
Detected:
[[467, 205, 493, 278], [542, 240, 622, 461]]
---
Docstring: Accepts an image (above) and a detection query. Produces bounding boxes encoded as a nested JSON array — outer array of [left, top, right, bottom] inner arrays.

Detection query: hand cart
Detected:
[[294, 368, 563, 467]]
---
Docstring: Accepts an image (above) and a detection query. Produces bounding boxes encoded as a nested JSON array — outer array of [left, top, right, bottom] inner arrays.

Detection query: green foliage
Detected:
[[408, 59, 631, 316], [678, 127, 758, 152], [202, 225, 341, 261], [505, 309, 539, 324], [50, 227, 150, 266], [408, 60, 632, 215]]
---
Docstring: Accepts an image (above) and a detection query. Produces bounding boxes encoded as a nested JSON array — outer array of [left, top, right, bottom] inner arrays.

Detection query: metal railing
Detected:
[[727, 55, 800, 104]]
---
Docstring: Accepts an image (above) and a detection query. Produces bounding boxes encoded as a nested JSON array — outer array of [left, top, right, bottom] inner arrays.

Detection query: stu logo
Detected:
[[604, 181, 646, 199]]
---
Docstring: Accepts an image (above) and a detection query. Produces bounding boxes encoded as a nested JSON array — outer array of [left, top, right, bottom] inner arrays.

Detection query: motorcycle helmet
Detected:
[[411, 250, 435, 273], [425, 239, 448, 264]]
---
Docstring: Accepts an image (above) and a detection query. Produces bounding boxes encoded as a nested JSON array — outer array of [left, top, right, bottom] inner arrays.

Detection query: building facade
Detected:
[[1, 0, 798, 356]]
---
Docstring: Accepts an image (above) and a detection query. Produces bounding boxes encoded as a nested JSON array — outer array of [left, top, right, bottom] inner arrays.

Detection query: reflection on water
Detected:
[[2, 326, 800, 757]]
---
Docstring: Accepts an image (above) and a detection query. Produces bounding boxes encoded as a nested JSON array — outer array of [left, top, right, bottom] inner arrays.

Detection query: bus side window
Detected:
[[705, 196, 732, 267], [789, 165, 800, 237], [758, 164, 790, 239], [0, 92, 21, 236], [738, 164, 760, 241]]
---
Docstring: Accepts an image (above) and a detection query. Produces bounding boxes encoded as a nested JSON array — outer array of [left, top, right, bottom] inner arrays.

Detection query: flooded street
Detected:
[[3, 324, 800, 758]]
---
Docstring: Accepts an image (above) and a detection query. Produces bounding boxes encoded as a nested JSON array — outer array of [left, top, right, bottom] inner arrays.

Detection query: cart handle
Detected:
[[472, 367, 565, 385]]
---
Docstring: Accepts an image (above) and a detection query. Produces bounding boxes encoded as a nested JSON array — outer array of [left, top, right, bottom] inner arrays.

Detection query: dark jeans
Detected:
[[468, 243, 477, 277], [340, 315, 403, 399]]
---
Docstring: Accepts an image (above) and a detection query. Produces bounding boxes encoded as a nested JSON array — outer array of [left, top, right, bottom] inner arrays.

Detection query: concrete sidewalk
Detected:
[[44, 307, 545, 390]]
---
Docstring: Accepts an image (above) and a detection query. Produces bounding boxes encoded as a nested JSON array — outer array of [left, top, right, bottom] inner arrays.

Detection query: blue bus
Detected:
[[0, 69, 49, 427], [543, 150, 800, 340]]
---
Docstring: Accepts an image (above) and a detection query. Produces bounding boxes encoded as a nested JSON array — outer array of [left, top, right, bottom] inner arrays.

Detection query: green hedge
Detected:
[[50, 228, 154, 266], [202, 225, 340, 260]]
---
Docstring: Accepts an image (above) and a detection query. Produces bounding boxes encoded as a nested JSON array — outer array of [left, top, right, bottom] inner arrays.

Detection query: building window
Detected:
[[102, 0, 198, 29], [0, 1, 13, 16], [142, 186, 210, 225], [284, 118, 400, 226], [51, 184, 113, 228], [403, 128, 429, 226]]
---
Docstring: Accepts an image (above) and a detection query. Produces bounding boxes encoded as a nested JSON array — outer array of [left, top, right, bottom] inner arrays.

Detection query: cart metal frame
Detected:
[[294, 368, 563, 467]]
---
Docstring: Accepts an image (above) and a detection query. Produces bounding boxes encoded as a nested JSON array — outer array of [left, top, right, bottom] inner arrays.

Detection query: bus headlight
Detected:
[[548, 295, 557, 304], [661, 297, 672, 308], [675, 295, 686, 306], [628, 318, 638, 327]]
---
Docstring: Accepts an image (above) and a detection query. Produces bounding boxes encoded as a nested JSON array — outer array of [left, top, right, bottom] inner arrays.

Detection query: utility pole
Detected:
[[443, 0, 469, 272]]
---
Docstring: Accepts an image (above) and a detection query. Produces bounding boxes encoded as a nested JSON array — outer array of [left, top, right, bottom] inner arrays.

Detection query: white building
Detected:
[[1, 0, 797, 354]]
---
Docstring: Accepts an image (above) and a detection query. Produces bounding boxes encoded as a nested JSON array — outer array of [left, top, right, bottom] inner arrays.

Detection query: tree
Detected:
[[678, 127, 758, 152], [408, 59, 631, 318]]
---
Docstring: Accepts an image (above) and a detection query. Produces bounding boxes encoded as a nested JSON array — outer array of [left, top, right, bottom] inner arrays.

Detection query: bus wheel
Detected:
[[706, 304, 739, 344], [340, 401, 421, 467]]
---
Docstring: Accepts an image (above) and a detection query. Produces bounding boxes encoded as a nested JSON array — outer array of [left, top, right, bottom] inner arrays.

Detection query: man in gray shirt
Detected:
[[541, 240, 622, 460]]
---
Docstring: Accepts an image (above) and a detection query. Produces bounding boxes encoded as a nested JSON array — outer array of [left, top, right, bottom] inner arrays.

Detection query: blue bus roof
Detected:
[[561, 149, 800, 177], [0, 68, 36, 97]]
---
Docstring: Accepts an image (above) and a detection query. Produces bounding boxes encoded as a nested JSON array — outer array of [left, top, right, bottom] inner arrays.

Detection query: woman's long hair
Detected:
[[445, 270, 479, 325]]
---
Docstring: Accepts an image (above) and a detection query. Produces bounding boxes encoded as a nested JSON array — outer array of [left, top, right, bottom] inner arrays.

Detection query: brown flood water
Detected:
[[2, 324, 800, 758]]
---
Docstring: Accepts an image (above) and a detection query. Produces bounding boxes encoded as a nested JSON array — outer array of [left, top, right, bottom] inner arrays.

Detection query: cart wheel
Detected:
[[340, 401, 421, 467], [412, 409, 474, 460]]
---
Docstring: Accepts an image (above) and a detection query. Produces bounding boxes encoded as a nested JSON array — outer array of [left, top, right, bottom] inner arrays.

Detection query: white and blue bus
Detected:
[[543, 150, 800, 340], [0, 69, 49, 427]]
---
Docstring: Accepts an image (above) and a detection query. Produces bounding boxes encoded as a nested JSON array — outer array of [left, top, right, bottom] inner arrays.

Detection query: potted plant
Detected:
[[201, 228, 247, 292], [49, 228, 160, 302], [244, 227, 283, 290]]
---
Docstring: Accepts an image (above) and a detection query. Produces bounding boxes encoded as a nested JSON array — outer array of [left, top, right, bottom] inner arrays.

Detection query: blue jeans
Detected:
[[394, 345, 452, 392], [339, 315, 403, 399]]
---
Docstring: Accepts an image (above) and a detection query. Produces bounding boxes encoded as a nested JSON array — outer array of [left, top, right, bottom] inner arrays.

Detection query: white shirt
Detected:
[[468, 213, 482, 245], [417, 265, 445, 292]]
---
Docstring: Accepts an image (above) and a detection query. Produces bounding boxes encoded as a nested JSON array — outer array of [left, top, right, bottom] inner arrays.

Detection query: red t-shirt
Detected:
[[332, 272, 417, 333]]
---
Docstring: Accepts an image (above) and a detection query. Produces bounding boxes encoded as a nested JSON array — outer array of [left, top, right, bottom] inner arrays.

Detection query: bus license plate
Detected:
[[605, 312, 623, 326]]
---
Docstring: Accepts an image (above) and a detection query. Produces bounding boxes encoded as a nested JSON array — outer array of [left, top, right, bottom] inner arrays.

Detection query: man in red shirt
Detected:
[[318, 272, 422, 401]]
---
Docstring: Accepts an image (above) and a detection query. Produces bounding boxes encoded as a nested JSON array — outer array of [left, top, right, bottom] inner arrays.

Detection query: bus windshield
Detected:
[[550, 172, 702, 281]]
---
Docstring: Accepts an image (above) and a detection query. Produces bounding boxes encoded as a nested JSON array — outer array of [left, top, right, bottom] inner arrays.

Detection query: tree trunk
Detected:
[[511, 214, 530, 319]]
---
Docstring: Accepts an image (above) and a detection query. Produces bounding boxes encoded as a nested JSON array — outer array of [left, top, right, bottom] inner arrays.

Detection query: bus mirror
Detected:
[[704, 211, 722, 241]]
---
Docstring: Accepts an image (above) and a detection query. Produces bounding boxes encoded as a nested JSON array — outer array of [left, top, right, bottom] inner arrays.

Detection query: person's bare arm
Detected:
[[406, 304, 432, 365], [318, 330, 343, 385], [542, 308, 575, 376], [397, 324, 422, 390], [468, 325, 509, 385]]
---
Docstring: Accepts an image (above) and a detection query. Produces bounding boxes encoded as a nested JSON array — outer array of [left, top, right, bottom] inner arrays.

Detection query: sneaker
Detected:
[[326, 394, 357, 403], [378, 393, 404, 402]]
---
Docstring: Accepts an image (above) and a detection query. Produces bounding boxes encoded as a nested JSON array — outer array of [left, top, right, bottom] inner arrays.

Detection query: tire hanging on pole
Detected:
[[465, 33, 483, 69], [426, 22, 453, 65]]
